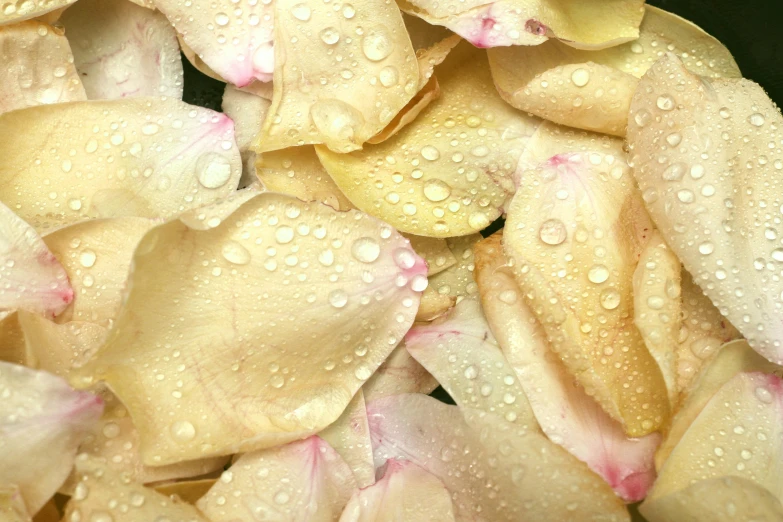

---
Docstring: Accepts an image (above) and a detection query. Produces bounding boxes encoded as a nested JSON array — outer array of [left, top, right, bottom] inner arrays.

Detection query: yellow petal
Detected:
[[504, 122, 669, 436], [316, 43, 539, 237], [428, 233, 480, 299], [60, 0, 182, 99], [253, 0, 418, 154], [320, 390, 376, 488], [154, 479, 216, 505], [633, 231, 682, 405], [0, 0, 76, 26], [487, 6, 739, 136], [366, 75, 441, 145], [368, 394, 629, 521], [0, 363, 103, 514], [676, 270, 741, 391], [475, 232, 660, 502], [403, 234, 455, 277], [0, 486, 30, 522], [655, 340, 780, 471], [72, 192, 426, 464], [400, 0, 643, 49], [338, 459, 456, 522], [18, 315, 106, 378], [197, 437, 356, 521], [628, 53, 783, 364], [255, 146, 355, 211], [642, 370, 783, 520], [155, 0, 274, 86], [222, 85, 271, 154], [0, 20, 85, 115], [0, 98, 241, 230], [177, 34, 224, 82], [64, 455, 211, 522], [415, 287, 456, 321], [643, 476, 783, 522], [0, 203, 73, 318], [0, 313, 28, 366], [406, 296, 536, 426], [362, 344, 438, 401]]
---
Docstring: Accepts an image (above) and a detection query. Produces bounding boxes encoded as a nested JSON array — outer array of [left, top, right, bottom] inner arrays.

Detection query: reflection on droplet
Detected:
[[423, 179, 451, 202], [170, 420, 196, 442], [362, 27, 392, 61], [351, 237, 380, 263], [196, 152, 232, 189], [538, 219, 567, 245]]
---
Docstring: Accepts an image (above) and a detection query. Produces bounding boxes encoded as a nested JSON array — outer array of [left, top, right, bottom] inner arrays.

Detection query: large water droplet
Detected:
[[291, 3, 311, 20], [196, 152, 232, 189], [170, 420, 196, 442], [221, 241, 251, 265], [423, 179, 451, 202], [587, 264, 609, 284], [538, 219, 567, 245], [570, 68, 590, 87], [329, 289, 348, 308], [351, 237, 380, 263], [362, 27, 392, 61]]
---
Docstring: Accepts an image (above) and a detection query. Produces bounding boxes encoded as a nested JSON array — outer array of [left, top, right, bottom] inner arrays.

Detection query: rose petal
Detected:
[[197, 436, 356, 521], [338, 459, 455, 521], [0, 202, 73, 318], [362, 344, 438, 401], [320, 390, 376, 488], [368, 394, 630, 521], [400, 0, 644, 49], [487, 6, 739, 136], [0, 98, 241, 229], [475, 232, 660, 502], [154, 0, 274, 87], [18, 315, 106, 377], [0, 20, 85, 115], [627, 53, 783, 364], [316, 43, 539, 237], [71, 192, 426, 464], [0, 363, 103, 514], [633, 231, 682, 404], [222, 85, 270, 154], [60, 0, 183, 100], [403, 235, 455, 277], [0, 486, 30, 522], [367, 76, 442, 145], [503, 122, 670, 436], [0, 0, 77, 26], [64, 455, 211, 522]]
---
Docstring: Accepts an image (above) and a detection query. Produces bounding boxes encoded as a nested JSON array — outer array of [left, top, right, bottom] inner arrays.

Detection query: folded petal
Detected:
[[320, 390, 376, 488], [61, 0, 183, 100], [254, 0, 418, 153], [339, 459, 455, 522], [362, 344, 438, 401], [487, 6, 739, 136], [154, 0, 274, 87], [71, 192, 426, 464], [628, 53, 783, 364], [0, 363, 103, 514], [0, 20, 85, 115], [503, 122, 670, 436], [197, 436, 356, 522], [316, 43, 539, 237], [475, 232, 659, 502], [0, 98, 241, 229], [0, 202, 73, 317], [154, 479, 215, 505], [368, 394, 629, 521], [400, 0, 644, 49]]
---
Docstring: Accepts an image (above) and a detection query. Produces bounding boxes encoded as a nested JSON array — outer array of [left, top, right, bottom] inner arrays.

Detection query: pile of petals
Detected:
[[1, 0, 782, 520]]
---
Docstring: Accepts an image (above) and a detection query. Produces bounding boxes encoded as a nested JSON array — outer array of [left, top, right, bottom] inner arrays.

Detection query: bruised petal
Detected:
[[0, 202, 73, 318], [255, 147, 355, 211], [320, 390, 376, 488], [0, 20, 85, 115], [503, 123, 669, 436], [60, 0, 183, 100], [254, 0, 418, 154], [406, 297, 536, 426], [64, 455, 211, 522], [628, 54, 783, 364], [362, 344, 438, 401], [643, 371, 783, 519], [487, 6, 739, 136], [154, 0, 274, 87], [400, 0, 643, 49], [0, 363, 103, 514], [633, 231, 682, 405], [368, 394, 629, 521], [338, 459, 455, 522], [197, 437, 356, 522], [474, 232, 659, 502], [316, 43, 539, 237], [676, 270, 741, 391], [0, 98, 241, 229], [655, 340, 780, 471], [0, 0, 76, 26], [71, 193, 425, 464]]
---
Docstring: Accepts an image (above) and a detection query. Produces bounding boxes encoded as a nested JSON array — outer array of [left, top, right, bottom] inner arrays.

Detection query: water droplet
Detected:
[[102, 422, 121, 438], [468, 212, 489, 230], [634, 109, 651, 127], [319, 27, 340, 45], [275, 226, 294, 244], [274, 491, 290, 505], [420, 145, 440, 161], [498, 289, 518, 304], [221, 241, 251, 265], [755, 386, 773, 403], [599, 289, 621, 310], [647, 296, 664, 310], [394, 248, 416, 269], [196, 152, 232, 189], [570, 68, 590, 87], [291, 3, 311, 20], [587, 265, 609, 284], [410, 274, 428, 292], [423, 179, 451, 202], [215, 12, 229, 26], [748, 113, 765, 127], [698, 242, 714, 255], [656, 94, 675, 111], [79, 249, 97, 268], [362, 28, 392, 61], [329, 289, 348, 308], [342, 4, 356, 18], [538, 219, 567, 245], [464, 365, 478, 379], [310, 99, 365, 144], [169, 420, 196, 442], [379, 66, 399, 87], [351, 237, 380, 263]]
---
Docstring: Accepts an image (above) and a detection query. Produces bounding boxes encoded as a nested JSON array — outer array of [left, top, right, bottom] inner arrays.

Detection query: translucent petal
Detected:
[[71, 193, 426, 464], [320, 390, 376, 488], [362, 344, 437, 401]]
